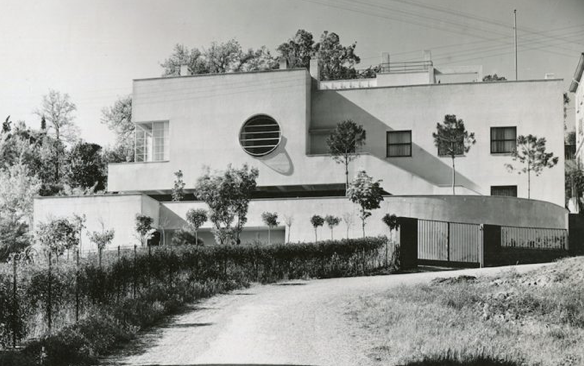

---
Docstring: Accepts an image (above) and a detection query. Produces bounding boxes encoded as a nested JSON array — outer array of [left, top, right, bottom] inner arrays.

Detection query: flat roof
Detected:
[[134, 67, 307, 83]]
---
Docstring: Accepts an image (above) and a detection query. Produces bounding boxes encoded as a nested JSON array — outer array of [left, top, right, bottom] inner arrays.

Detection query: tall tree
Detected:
[[35, 90, 78, 184], [101, 95, 134, 162], [505, 134, 559, 199], [276, 29, 315, 69], [35, 90, 79, 144], [66, 142, 106, 191], [326, 120, 366, 194], [347, 171, 384, 237], [432, 114, 476, 195]]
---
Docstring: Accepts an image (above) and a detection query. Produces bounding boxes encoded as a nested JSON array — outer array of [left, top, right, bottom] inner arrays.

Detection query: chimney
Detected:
[[310, 57, 320, 81], [279, 57, 289, 70], [424, 50, 432, 62], [179, 64, 189, 76]]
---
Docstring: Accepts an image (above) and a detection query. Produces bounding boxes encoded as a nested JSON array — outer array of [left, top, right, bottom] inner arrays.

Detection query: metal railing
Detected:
[[379, 60, 433, 73]]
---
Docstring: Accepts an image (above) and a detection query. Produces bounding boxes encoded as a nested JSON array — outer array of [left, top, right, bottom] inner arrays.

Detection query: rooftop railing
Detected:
[[379, 60, 433, 73]]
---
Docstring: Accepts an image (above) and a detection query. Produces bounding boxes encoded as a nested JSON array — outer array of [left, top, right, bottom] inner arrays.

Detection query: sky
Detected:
[[0, 0, 582, 147]]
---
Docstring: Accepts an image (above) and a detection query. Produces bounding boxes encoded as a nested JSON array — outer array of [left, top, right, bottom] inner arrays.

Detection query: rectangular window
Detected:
[[491, 185, 517, 197], [491, 127, 517, 154], [387, 131, 412, 157], [135, 121, 169, 162]]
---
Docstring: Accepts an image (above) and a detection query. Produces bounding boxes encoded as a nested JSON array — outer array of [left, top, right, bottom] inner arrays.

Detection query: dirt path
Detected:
[[107, 263, 549, 366]]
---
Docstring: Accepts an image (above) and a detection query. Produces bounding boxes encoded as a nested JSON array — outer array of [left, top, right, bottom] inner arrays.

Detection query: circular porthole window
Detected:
[[239, 115, 281, 156]]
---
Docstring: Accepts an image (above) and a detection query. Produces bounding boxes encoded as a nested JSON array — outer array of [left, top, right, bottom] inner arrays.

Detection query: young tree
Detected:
[[326, 120, 366, 193], [135, 214, 154, 246], [310, 215, 324, 242], [193, 164, 258, 244], [172, 170, 186, 201], [261, 212, 279, 245], [0, 164, 41, 260], [283, 214, 294, 243], [36, 217, 78, 256], [101, 95, 134, 162], [347, 171, 384, 237], [66, 142, 106, 191], [432, 114, 476, 195], [505, 134, 559, 199], [324, 215, 341, 240], [342, 212, 354, 239], [185, 208, 207, 245], [381, 213, 400, 241], [87, 221, 115, 267]]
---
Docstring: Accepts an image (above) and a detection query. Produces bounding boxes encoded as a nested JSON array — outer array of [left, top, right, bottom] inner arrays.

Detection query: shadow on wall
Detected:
[[311, 91, 481, 193], [258, 136, 294, 176]]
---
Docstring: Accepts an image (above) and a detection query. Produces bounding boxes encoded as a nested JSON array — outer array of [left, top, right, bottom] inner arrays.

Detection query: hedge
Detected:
[[0, 236, 398, 365]]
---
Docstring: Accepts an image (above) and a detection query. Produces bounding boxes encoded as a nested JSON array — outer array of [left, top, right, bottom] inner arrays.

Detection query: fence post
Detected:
[[148, 245, 152, 287], [75, 248, 80, 322], [47, 251, 52, 335], [12, 254, 18, 349], [479, 225, 485, 268], [133, 245, 137, 299], [447, 222, 451, 262]]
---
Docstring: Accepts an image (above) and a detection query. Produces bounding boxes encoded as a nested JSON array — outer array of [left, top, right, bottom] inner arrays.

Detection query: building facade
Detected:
[[34, 57, 567, 249]]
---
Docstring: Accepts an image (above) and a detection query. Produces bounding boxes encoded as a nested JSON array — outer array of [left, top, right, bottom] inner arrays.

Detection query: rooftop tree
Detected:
[[326, 120, 366, 194], [505, 134, 559, 199], [347, 171, 384, 237], [432, 114, 476, 195]]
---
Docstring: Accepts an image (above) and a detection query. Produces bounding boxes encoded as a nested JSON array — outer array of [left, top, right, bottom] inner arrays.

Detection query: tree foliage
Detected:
[[66, 142, 106, 191], [482, 74, 507, 82], [183, 208, 207, 245], [326, 120, 366, 192], [432, 114, 476, 195], [193, 164, 258, 244], [135, 214, 154, 246], [35, 89, 79, 144], [347, 171, 384, 237], [36, 217, 78, 255], [382, 213, 399, 231], [172, 170, 186, 202], [0, 164, 41, 260], [277, 29, 363, 80], [324, 215, 341, 240], [310, 214, 325, 242], [101, 95, 134, 162], [505, 134, 558, 199], [261, 211, 279, 244], [160, 40, 278, 76]]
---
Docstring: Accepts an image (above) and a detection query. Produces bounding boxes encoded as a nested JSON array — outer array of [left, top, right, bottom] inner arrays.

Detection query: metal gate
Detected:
[[418, 219, 482, 266]]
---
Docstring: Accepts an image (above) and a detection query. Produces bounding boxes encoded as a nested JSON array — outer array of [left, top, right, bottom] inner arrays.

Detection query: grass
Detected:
[[345, 257, 584, 366]]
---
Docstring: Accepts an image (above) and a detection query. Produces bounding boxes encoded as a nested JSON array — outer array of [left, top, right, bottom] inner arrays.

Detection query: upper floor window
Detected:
[[387, 130, 412, 157], [135, 121, 169, 162], [491, 127, 516, 154]]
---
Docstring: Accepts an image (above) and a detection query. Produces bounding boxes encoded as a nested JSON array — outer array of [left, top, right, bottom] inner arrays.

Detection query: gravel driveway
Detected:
[[106, 263, 549, 366]]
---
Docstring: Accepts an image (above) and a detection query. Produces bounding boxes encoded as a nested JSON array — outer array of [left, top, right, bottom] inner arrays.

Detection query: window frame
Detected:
[[490, 185, 518, 197], [386, 130, 412, 158], [134, 120, 170, 162], [490, 126, 517, 154]]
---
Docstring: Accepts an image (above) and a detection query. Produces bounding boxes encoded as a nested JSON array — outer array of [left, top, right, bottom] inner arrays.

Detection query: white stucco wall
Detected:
[[311, 79, 565, 206], [108, 70, 564, 207], [33, 194, 160, 251]]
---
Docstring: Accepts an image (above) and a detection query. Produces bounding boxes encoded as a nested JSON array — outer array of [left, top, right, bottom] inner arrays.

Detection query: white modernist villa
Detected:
[[34, 54, 568, 249]]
